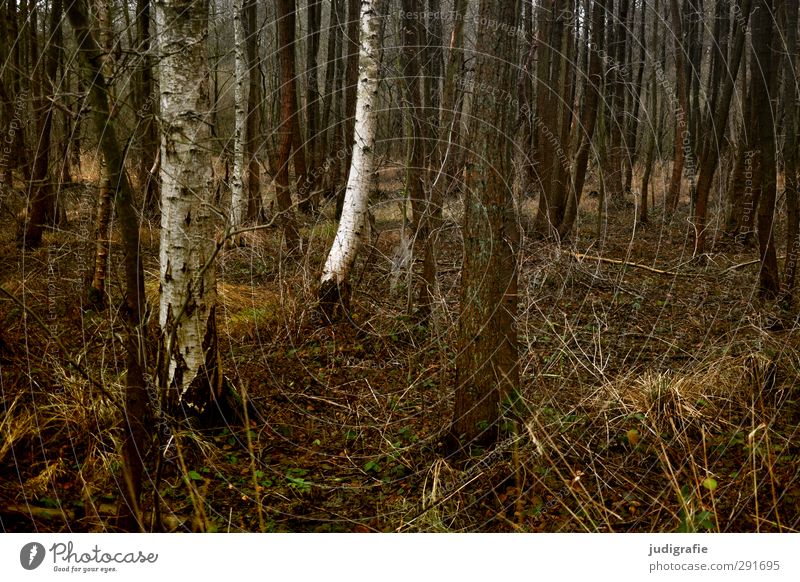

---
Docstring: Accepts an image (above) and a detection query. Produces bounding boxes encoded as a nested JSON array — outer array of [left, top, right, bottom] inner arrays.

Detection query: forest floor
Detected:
[[1, 175, 799, 532]]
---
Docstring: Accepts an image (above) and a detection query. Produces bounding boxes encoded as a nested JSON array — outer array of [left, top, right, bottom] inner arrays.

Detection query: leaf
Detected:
[[702, 477, 718, 491], [187, 470, 203, 481], [697, 511, 714, 530], [363, 460, 380, 473], [626, 429, 640, 446], [286, 476, 311, 492]]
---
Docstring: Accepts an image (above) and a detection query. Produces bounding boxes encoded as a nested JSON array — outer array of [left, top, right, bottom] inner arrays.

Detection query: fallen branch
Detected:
[[570, 252, 698, 277], [0, 502, 188, 531], [720, 256, 786, 275]]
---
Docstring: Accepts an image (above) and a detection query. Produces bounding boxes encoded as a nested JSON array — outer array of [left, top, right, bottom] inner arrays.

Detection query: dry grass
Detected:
[[1, 167, 798, 533]]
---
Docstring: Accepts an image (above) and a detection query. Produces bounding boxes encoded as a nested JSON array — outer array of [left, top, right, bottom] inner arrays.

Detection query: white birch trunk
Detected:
[[319, 0, 381, 309], [155, 0, 220, 411], [231, 0, 247, 233]]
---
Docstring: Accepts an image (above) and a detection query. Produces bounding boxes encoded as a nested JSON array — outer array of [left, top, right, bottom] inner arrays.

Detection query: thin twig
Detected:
[[720, 256, 786, 275], [571, 252, 699, 277]]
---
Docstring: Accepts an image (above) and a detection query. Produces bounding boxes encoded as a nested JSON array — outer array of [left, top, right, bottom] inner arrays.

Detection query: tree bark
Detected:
[[605, 0, 629, 204], [781, 0, 799, 302], [321, 0, 343, 199], [155, 0, 222, 412], [451, 0, 519, 450], [559, 0, 605, 238], [750, 0, 780, 296], [89, 177, 113, 306], [136, 0, 159, 214], [341, 0, 361, 185], [231, 0, 248, 236], [665, 0, 690, 214], [302, 0, 323, 212], [692, 0, 751, 254], [434, 0, 466, 206], [275, 0, 301, 250], [66, 0, 148, 531], [319, 0, 382, 319], [244, 0, 262, 221], [20, 0, 62, 248], [623, 0, 646, 196]]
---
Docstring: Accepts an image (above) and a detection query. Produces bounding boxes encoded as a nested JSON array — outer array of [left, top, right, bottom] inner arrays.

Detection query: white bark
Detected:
[[231, 0, 247, 231], [155, 0, 218, 410], [320, 0, 382, 286]]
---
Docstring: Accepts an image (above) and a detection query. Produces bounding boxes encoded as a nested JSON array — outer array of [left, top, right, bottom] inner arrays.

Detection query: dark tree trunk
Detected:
[[665, 0, 690, 215], [434, 0, 466, 206], [89, 177, 113, 307], [559, 0, 604, 238], [751, 0, 780, 296], [605, 0, 629, 204], [275, 0, 301, 250], [20, 0, 62, 248], [693, 0, 751, 254], [451, 0, 519, 451], [401, 0, 435, 315], [301, 0, 322, 213], [136, 0, 159, 214], [66, 0, 148, 532], [623, 0, 646, 196], [327, 0, 346, 208], [337, 0, 360, 217], [244, 0, 263, 221], [781, 0, 799, 302]]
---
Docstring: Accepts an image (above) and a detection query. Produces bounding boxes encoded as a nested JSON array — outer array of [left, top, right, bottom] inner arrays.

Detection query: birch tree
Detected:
[[319, 0, 382, 318], [156, 0, 221, 412], [230, 0, 247, 238]]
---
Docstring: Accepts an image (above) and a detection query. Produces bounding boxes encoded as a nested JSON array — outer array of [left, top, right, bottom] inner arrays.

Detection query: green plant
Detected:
[[676, 485, 715, 532]]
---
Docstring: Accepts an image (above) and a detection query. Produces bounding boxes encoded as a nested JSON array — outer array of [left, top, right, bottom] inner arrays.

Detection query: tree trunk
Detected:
[[0, 0, 29, 186], [155, 0, 222, 413], [20, 0, 62, 248], [321, 0, 342, 199], [340, 0, 361, 185], [726, 73, 752, 237], [559, 0, 605, 238], [275, 0, 301, 250], [434, 0, 466, 206], [66, 0, 148, 531], [751, 0, 780, 296], [231, 0, 248, 237], [400, 0, 435, 314], [244, 0, 262, 221], [319, 0, 382, 319], [605, 0, 629, 204], [692, 0, 751, 254], [623, 0, 646, 196], [781, 0, 799, 302], [639, 0, 663, 225], [302, 0, 322, 212], [136, 0, 159, 214], [665, 0, 689, 214], [89, 177, 113, 307], [424, 0, 442, 161], [533, 0, 559, 236], [451, 0, 519, 450]]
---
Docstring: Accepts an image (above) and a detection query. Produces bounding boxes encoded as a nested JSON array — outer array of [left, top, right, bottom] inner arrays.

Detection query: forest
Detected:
[[0, 0, 798, 533]]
